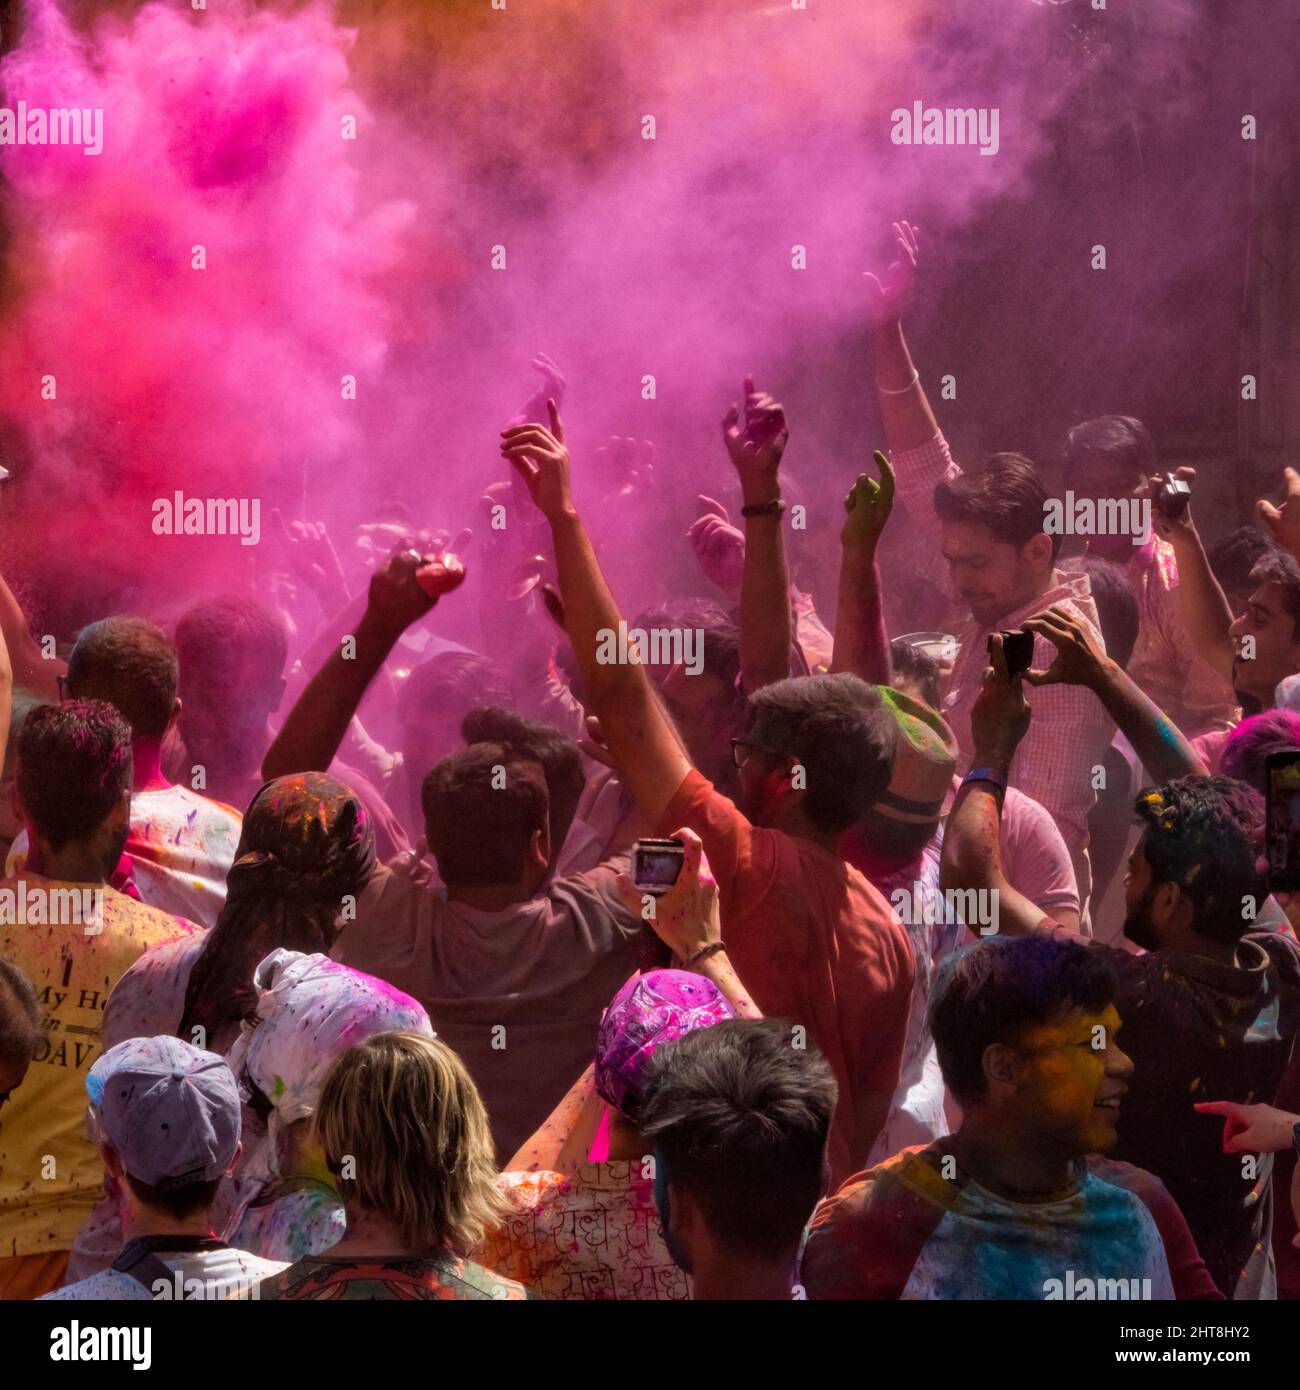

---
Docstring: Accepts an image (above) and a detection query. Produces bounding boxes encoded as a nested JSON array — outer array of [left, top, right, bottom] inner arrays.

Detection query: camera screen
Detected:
[[634, 849, 684, 888]]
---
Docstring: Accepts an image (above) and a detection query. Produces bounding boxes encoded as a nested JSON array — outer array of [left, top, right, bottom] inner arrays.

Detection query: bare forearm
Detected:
[[1167, 529, 1236, 681], [696, 949, 762, 1020], [740, 509, 791, 693], [505, 1062, 604, 1175], [873, 321, 940, 454], [942, 767, 1044, 937], [549, 510, 690, 823], [262, 613, 397, 779], [831, 552, 891, 684], [1089, 662, 1206, 783]]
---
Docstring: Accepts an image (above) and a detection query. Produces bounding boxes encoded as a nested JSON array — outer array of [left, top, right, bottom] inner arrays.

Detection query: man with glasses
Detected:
[[501, 390, 914, 1186]]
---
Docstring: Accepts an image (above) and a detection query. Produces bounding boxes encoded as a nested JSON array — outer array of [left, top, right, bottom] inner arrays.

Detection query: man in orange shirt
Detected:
[[501, 388, 915, 1184]]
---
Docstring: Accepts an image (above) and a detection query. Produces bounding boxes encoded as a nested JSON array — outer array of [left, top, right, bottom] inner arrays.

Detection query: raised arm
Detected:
[[501, 402, 692, 831], [1021, 604, 1207, 783], [262, 549, 465, 780], [724, 379, 792, 693], [864, 222, 942, 454], [940, 637, 1055, 938], [1150, 470, 1236, 682], [831, 449, 894, 685]]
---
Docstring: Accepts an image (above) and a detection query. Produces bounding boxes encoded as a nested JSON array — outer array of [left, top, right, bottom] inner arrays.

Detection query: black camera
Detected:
[[989, 629, 1034, 679], [1153, 473, 1192, 521]]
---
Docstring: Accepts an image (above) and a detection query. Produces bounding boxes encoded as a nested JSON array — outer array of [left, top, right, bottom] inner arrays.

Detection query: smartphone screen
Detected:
[[633, 839, 685, 895], [1265, 751, 1300, 891]]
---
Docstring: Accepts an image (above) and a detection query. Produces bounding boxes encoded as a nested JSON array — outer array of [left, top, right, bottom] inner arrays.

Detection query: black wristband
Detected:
[[740, 498, 786, 519]]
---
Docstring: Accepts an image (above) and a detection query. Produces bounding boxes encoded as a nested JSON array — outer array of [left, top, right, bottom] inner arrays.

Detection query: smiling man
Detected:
[[801, 935, 1220, 1301]]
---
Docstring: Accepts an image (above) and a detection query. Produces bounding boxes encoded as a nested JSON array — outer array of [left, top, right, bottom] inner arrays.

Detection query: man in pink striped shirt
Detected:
[[865, 222, 1114, 913]]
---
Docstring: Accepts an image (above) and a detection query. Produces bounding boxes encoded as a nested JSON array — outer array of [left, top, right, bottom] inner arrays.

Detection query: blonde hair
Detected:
[[313, 1031, 508, 1254]]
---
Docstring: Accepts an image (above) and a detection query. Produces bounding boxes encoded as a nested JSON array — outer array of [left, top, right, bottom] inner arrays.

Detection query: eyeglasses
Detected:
[[730, 738, 779, 770]]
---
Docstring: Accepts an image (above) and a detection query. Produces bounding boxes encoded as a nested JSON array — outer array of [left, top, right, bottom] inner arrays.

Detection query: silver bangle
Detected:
[[876, 369, 920, 396]]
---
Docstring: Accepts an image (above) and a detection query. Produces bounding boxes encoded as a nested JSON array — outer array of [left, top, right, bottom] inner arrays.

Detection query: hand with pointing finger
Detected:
[[1258, 467, 1300, 563], [500, 399, 573, 523], [841, 450, 895, 554]]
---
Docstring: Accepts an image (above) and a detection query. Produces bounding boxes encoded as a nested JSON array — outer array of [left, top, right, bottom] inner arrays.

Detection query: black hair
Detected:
[[174, 595, 288, 695], [933, 453, 1060, 562], [460, 707, 584, 856], [638, 1019, 837, 1264], [929, 935, 1117, 1107], [67, 616, 178, 738], [17, 701, 132, 851], [422, 743, 548, 887], [122, 1173, 222, 1220], [1248, 549, 1300, 642], [398, 652, 516, 728], [888, 639, 942, 712], [1063, 415, 1158, 483], [746, 674, 895, 833], [1075, 556, 1140, 669], [1208, 527, 1276, 607], [1133, 775, 1267, 946]]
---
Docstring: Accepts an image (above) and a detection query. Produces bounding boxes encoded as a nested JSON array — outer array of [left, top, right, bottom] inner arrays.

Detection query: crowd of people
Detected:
[[4, 227, 1300, 1302]]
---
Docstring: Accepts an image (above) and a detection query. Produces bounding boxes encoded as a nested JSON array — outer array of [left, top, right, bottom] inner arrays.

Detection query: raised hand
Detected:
[[499, 399, 574, 522], [1139, 466, 1198, 545], [722, 378, 788, 497], [1258, 466, 1300, 560], [971, 632, 1032, 762], [511, 352, 568, 428], [1022, 605, 1109, 689], [687, 506, 745, 599], [272, 510, 350, 610], [595, 435, 657, 504], [863, 220, 920, 329], [365, 545, 464, 638], [615, 827, 721, 962], [841, 450, 896, 553]]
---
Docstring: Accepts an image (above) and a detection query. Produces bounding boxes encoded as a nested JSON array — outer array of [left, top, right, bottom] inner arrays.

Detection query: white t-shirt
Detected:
[[8, 785, 242, 929], [43, 1246, 287, 1301]]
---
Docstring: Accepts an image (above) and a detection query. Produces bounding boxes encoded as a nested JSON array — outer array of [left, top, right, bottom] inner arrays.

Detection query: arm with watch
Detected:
[[940, 635, 1049, 938], [724, 379, 794, 695]]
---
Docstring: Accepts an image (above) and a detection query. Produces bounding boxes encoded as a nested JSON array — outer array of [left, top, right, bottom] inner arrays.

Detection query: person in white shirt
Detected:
[[44, 1036, 286, 1300]]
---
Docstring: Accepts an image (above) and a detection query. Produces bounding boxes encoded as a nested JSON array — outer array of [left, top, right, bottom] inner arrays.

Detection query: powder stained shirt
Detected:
[[801, 1143, 1220, 1301], [482, 1163, 688, 1301], [44, 1247, 287, 1301], [8, 786, 242, 930], [254, 1252, 535, 1300], [334, 861, 644, 1162], [0, 877, 198, 1256]]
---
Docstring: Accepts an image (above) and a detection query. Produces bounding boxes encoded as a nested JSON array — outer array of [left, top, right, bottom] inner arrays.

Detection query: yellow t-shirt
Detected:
[[0, 874, 199, 1256]]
